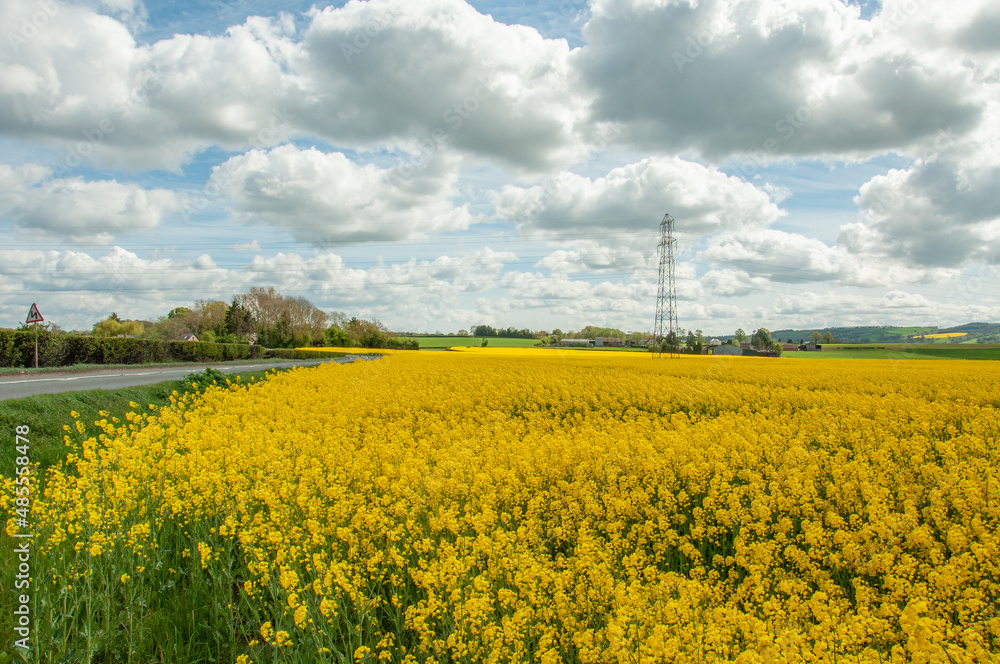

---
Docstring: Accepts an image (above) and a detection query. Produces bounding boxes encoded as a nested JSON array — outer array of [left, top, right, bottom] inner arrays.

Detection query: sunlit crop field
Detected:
[[5, 349, 999, 663]]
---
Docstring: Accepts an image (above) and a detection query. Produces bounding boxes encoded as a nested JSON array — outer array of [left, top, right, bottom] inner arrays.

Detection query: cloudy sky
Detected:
[[2, 0, 999, 335]]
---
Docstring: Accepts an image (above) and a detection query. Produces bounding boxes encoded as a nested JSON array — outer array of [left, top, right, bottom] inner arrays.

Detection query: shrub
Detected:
[[0, 331, 263, 368]]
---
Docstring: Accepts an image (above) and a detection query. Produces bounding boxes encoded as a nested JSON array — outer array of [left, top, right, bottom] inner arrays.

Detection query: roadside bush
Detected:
[[182, 367, 230, 395], [0, 331, 265, 368], [264, 348, 345, 360]]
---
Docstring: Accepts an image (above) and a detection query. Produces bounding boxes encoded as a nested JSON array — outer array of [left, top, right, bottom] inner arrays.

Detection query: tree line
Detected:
[[55, 287, 415, 350]]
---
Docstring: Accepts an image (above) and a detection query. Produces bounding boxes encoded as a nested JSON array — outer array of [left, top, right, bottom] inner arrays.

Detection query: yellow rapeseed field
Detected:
[[5, 349, 1000, 662]]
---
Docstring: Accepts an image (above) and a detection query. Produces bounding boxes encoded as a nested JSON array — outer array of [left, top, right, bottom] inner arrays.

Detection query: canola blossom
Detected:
[[5, 348, 1000, 662]]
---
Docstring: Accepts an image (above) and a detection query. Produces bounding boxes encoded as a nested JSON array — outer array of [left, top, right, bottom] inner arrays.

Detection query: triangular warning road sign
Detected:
[[26, 303, 44, 324]]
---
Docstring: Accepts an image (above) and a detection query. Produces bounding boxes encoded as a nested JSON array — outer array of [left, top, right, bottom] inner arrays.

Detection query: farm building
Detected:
[[712, 344, 741, 356], [709, 338, 723, 346], [561, 338, 591, 346], [595, 337, 623, 347]]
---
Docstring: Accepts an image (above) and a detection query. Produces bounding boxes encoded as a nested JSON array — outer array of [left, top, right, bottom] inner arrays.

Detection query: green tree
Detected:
[[822, 330, 835, 344], [92, 315, 143, 338], [325, 327, 350, 347], [191, 300, 228, 337], [750, 328, 772, 351], [735, 328, 748, 343], [809, 331, 822, 342], [224, 300, 255, 338]]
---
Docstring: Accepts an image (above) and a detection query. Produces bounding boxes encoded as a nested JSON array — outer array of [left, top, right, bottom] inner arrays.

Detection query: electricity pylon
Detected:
[[653, 213, 677, 356]]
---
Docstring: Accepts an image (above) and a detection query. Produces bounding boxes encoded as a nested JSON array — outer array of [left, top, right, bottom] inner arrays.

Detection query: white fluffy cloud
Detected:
[[0, 164, 180, 244], [702, 228, 958, 287], [1, 0, 590, 171], [0, 245, 522, 330], [210, 145, 481, 243], [294, 0, 589, 170], [245, 247, 517, 298], [495, 156, 784, 243], [0, 246, 244, 329], [843, 114, 1000, 268], [577, 0, 986, 161]]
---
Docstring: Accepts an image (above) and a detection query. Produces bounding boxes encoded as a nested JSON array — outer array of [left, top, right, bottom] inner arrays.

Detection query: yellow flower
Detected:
[[293, 605, 308, 629], [25, 351, 1000, 663]]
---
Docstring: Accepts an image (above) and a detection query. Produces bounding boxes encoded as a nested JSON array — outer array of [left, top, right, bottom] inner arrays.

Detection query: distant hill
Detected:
[[711, 323, 1000, 345]]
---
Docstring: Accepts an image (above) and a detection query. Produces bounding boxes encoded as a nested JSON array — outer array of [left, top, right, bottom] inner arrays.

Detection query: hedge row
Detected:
[[263, 348, 352, 360], [0, 331, 274, 368]]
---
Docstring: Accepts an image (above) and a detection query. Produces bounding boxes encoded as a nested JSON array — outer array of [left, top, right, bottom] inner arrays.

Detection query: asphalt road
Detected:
[[0, 357, 377, 401]]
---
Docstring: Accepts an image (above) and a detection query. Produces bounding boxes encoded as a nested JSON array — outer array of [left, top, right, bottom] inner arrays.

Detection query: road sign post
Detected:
[[26, 303, 44, 369]]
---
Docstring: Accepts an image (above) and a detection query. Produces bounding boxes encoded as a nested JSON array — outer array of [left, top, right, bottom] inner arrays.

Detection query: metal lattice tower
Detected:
[[653, 213, 678, 343]]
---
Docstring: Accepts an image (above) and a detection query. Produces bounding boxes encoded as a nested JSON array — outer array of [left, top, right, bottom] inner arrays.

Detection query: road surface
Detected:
[[0, 356, 379, 401]]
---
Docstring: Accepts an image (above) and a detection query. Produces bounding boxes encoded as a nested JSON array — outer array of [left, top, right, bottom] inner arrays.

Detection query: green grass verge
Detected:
[[0, 355, 345, 377]]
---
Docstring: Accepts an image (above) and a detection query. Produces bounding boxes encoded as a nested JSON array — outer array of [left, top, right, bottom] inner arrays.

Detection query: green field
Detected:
[[791, 344, 1000, 360], [407, 336, 542, 349]]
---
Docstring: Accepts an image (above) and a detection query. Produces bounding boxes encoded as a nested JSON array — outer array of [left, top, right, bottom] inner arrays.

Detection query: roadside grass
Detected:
[[0, 368, 294, 661], [0, 356, 345, 377]]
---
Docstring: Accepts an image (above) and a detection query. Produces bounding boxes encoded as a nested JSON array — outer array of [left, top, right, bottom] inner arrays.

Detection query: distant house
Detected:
[[180, 333, 199, 342], [712, 344, 741, 356], [595, 337, 623, 347], [709, 338, 723, 347]]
